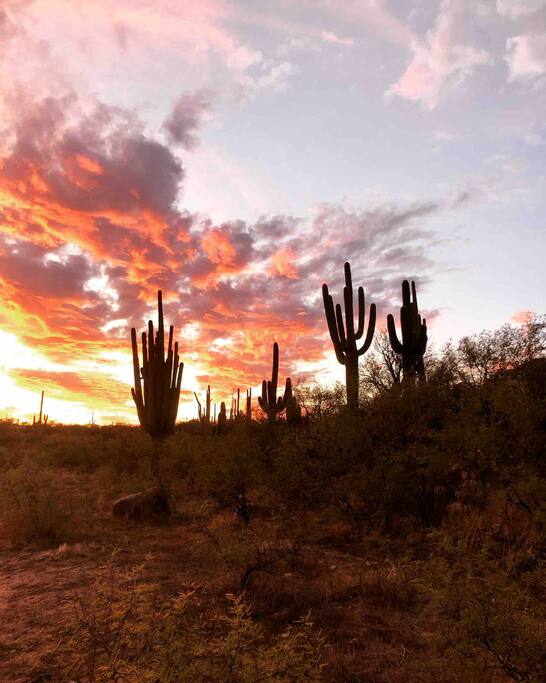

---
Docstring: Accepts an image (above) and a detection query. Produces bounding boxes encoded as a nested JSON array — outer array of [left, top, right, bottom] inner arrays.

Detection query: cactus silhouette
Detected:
[[194, 385, 211, 423], [245, 388, 252, 421], [322, 262, 376, 409], [387, 280, 427, 382], [218, 401, 227, 431], [286, 395, 302, 425], [33, 390, 47, 425], [258, 342, 291, 422], [130, 290, 183, 438]]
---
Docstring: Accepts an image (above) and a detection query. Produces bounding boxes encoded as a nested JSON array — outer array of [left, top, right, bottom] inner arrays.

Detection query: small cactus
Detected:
[[387, 280, 427, 382], [258, 342, 291, 423]]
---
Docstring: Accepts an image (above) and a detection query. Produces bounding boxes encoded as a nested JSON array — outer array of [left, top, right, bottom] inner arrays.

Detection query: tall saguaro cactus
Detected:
[[131, 290, 183, 438], [258, 342, 292, 423], [322, 262, 376, 409], [387, 280, 427, 383]]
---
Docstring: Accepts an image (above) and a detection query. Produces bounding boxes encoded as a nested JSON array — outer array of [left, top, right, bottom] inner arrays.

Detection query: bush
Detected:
[[0, 460, 74, 546], [61, 558, 327, 682]]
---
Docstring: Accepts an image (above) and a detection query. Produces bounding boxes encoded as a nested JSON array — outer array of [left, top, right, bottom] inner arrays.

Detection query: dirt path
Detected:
[[0, 520, 206, 682]]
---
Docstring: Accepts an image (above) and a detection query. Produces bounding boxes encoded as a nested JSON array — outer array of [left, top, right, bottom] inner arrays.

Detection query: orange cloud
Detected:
[[270, 248, 299, 279]]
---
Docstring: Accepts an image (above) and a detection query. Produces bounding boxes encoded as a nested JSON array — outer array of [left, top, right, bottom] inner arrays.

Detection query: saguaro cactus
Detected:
[[245, 388, 252, 422], [387, 280, 427, 382], [33, 390, 48, 425], [258, 342, 291, 422], [286, 396, 302, 425], [131, 290, 183, 438], [322, 262, 376, 409], [218, 401, 227, 431], [194, 385, 211, 423]]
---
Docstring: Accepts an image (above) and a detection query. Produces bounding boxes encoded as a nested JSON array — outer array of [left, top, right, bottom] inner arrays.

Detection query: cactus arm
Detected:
[[272, 342, 279, 390], [402, 279, 411, 307], [157, 290, 165, 362], [131, 328, 144, 424], [355, 286, 365, 339], [358, 302, 376, 356], [335, 303, 346, 346], [260, 380, 267, 410], [343, 263, 355, 340], [387, 313, 404, 354], [322, 285, 346, 364], [194, 392, 202, 420], [276, 377, 292, 411]]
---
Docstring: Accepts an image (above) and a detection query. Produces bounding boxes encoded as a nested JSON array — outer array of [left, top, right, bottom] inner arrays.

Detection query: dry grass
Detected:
[[0, 417, 544, 682]]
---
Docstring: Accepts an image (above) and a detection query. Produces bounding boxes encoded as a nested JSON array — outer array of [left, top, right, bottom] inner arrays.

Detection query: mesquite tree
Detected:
[[131, 290, 183, 438], [258, 342, 291, 422], [387, 280, 427, 383], [322, 262, 376, 409]]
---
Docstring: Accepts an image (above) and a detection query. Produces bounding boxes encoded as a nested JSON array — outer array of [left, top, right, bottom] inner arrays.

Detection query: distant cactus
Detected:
[[245, 388, 252, 421], [286, 395, 302, 425], [194, 385, 211, 423], [387, 280, 427, 382], [218, 401, 227, 431], [322, 262, 376, 409], [258, 342, 291, 423], [130, 290, 183, 438], [33, 390, 48, 425]]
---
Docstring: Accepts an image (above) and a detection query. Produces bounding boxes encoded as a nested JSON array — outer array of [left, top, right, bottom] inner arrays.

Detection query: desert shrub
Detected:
[[41, 427, 150, 473], [0, 460, 75, 546], [61, 559, 326, 682], [186, 426, 266, 520], [444, 576, 546, 682]]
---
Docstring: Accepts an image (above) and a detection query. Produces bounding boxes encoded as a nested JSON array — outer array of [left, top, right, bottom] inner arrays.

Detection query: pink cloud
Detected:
[[505, 33, 546, 81], [386, 0, 491, 110], [321, 31, 354, 47], [512, 309, 534, 324], [497, 0, 546, 19]]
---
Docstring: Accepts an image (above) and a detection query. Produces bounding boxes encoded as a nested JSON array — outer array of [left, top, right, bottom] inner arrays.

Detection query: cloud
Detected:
[[386, 0, 491, 110], [320, 31, 354, 47], [234, 58, 298, 100], [162, 89, 213, 149], [512, 309, 534, 323], [505, 33, 546, 80], [0, 81, 454, 418], [497, 0, 546, 19]]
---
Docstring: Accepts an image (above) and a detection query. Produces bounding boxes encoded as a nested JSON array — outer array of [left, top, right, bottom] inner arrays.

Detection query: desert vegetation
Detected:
[[0, 273, 544, 682]]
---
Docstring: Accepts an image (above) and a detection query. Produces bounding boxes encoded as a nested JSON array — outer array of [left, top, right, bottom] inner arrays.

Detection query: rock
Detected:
[[112, 486, 171, 521]]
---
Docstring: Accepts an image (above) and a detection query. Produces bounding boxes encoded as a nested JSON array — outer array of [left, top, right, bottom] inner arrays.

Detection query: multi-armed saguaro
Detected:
[[258, 342, 291, 423], [387, 280, 427, 383], [131, 290, 183, 438], [322, 262, 376, 409]]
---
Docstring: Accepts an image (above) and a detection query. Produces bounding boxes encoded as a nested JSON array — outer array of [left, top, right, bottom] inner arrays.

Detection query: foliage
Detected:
[[62, 558, 326, 682]]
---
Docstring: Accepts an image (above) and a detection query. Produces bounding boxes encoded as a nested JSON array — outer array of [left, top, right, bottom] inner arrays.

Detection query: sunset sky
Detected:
[[0, 0, 544, 424]]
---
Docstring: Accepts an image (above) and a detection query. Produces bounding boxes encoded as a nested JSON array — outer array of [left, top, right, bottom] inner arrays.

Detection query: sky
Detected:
[[0, 0, 544, 424]]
